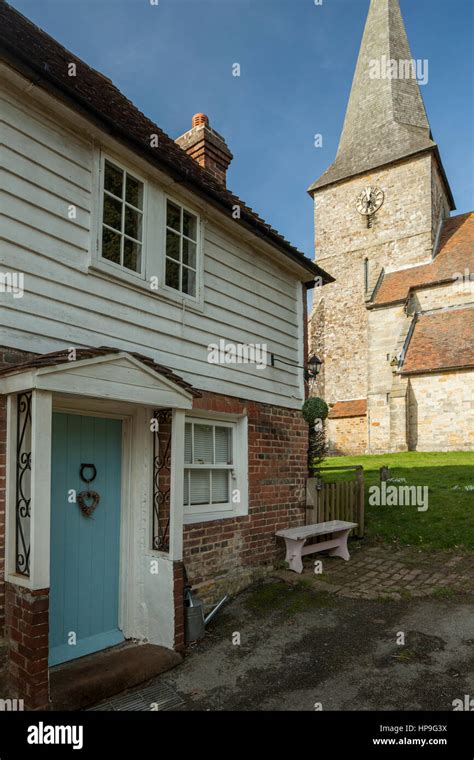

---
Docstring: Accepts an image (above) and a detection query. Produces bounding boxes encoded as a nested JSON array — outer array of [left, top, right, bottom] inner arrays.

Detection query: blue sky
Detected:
[[9, 0, 474, 258]]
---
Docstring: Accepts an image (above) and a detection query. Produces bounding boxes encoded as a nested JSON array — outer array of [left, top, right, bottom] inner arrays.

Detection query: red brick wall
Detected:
[[5, 583, 50, 710], [183, 392, 308, 601], [0, 348, 35, 636]]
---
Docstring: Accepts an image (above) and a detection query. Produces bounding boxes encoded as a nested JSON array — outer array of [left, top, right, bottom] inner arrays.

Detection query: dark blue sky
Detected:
[[10, 0, 474, 257]]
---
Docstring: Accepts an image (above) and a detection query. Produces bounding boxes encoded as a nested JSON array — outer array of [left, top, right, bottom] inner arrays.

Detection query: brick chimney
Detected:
[[176, 113, 233, 186]]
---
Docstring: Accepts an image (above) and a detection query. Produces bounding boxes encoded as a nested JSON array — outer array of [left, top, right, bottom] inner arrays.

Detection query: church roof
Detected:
[[329, 399, 367, 419], [400, 307, 474, 375], [0, 2, 333, 285], [308, 0, 454, 207], [371, 212, 474, 306]]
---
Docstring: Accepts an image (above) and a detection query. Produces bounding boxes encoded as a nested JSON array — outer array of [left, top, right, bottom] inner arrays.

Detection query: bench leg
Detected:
[[284, 538, 305, 574], [328, 529, 351, 561]]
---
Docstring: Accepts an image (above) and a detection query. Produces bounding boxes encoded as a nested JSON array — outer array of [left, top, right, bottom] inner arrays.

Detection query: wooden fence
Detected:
[[306, 466, 365, 538]]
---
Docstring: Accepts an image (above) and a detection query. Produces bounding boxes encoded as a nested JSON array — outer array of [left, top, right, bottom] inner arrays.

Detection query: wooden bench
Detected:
[[276, 520, 358, 574]]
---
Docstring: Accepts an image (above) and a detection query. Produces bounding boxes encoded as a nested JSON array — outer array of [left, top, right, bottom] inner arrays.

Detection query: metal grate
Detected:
[[88, 681, 184, 712]]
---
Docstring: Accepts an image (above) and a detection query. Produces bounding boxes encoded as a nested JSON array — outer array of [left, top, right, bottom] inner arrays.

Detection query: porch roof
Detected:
[[0, 347, 200, 407]]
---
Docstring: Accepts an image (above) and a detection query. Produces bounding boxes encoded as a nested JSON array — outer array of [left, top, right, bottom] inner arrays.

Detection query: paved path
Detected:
[[277, 542, 474, 601], [91, 545, 474, 712]]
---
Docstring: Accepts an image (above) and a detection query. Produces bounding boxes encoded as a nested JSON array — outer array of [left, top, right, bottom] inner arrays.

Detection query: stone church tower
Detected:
[[309, 0, 461, 454]]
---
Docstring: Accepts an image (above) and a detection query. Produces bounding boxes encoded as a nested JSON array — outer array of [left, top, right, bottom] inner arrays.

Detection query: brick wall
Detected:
[[0, 348, 35, 637], [183, 392, 308, 602], [5, 583, 50, 710]]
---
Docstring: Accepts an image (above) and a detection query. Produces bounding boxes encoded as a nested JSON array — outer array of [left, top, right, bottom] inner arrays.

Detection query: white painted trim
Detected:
[[0, 352, 194, 407], [4, 385, 177, 649], [182, 412, 249, 524], [96, 151, 148, 280], [159, 193, 204, 309], [168, 409, 185, 561], [30, 391, 52, 590]]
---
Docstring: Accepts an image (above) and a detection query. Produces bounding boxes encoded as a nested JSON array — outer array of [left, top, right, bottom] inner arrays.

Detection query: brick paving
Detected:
[[278, 542, 474, 601]]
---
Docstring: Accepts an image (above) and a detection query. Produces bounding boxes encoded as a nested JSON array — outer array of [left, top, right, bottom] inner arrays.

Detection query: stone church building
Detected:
[[309, 0, 473, 454]]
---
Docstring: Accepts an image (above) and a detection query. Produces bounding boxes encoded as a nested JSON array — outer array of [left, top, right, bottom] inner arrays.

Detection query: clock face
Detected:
[[356, 186, 384, 216]]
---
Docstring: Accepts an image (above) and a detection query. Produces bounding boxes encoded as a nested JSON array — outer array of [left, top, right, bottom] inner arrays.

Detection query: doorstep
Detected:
[[50, 641, 182, 711]]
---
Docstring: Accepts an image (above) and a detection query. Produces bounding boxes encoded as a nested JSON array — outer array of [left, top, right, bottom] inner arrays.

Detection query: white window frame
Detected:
[[183, 412, 248, 524], [95, 152, 148, 282], [160, 194, 203, 306]]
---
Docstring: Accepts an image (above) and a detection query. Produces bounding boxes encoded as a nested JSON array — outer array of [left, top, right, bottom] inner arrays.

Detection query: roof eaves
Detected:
[[0, 11, 332, 283]]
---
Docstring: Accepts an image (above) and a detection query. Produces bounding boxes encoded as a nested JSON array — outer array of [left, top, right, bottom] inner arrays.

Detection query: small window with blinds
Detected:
[[184, 421, 234, 514]]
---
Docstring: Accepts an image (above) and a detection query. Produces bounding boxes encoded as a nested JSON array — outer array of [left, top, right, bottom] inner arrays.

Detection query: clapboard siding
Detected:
[[0, 82, 305, 407]]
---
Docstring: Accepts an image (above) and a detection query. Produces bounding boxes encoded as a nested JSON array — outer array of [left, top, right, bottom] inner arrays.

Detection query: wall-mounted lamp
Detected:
[[305, 354, 323, 381]]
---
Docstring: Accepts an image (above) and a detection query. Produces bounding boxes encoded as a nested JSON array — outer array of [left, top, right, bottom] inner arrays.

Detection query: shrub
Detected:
[[302, 397, 329, 425]]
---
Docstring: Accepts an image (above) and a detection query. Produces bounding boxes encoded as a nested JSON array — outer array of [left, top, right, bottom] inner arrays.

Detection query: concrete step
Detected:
[[50, 641, 182, 711]]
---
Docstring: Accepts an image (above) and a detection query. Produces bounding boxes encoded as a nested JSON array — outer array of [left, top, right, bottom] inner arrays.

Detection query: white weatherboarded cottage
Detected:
[[0, 2, 332, 709]]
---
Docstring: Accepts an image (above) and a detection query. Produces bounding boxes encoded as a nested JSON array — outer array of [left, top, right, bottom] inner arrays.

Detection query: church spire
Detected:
[[309, 0, 443, 193]]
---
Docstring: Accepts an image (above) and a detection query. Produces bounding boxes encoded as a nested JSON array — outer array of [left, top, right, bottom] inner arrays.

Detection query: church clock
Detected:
[[356, 186, 384, 227]]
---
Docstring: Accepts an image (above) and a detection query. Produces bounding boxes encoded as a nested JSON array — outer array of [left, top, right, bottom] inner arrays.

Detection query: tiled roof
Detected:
[[0, 1, 333, 284], [0, 347, 201, 396], [329, 399, 367, 419], [401, 308, 474, 375], [372, 213, 474, 306]]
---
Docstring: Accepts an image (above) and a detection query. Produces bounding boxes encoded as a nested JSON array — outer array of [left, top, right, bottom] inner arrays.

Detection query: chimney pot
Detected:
[[176, 114, 233, 187], [192, 113, 209, 128]]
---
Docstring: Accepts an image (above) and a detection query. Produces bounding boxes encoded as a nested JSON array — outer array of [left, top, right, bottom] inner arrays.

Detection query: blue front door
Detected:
[[49, 413, 124, 666]]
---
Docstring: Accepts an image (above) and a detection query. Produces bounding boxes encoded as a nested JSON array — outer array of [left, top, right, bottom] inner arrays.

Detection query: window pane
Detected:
[[165, 259, 180, 290], [166, 229, 180, 261], [102, 227, 121, 264], [215, 427, 232, 464], [190, 470, 210, 505], [167, 201, 181, 232], [182, 239, 196, 268], [103, 194, 122, 231], [194, 425, 213, 464], [183, 470, 189, 506], [182, 267, 196, 297], [211, 470, 229, 504], [126, 174, 143, 209], [183, 211, 197, 241], [104, 161, 123, 198], [123, 238, 141, 272], [125, 206, 142, 241], [184, 424, 192, 464]]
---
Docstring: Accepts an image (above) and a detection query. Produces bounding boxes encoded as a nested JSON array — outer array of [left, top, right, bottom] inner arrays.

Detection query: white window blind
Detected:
[[184, 421, 233, 512]]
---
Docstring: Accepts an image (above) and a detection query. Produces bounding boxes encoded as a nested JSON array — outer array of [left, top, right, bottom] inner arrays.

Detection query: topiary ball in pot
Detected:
[[302, 397, 329, 425]]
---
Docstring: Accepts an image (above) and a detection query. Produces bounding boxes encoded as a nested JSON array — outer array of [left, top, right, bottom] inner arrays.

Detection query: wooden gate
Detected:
[[306, 466, 365, 537]]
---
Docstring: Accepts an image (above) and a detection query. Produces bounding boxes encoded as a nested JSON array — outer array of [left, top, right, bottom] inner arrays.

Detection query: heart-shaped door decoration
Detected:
[[77, 490, 100, 517]]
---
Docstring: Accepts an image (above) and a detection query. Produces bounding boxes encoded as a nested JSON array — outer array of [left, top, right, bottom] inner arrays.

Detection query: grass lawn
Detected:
[[318, 451, 474, 551]]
